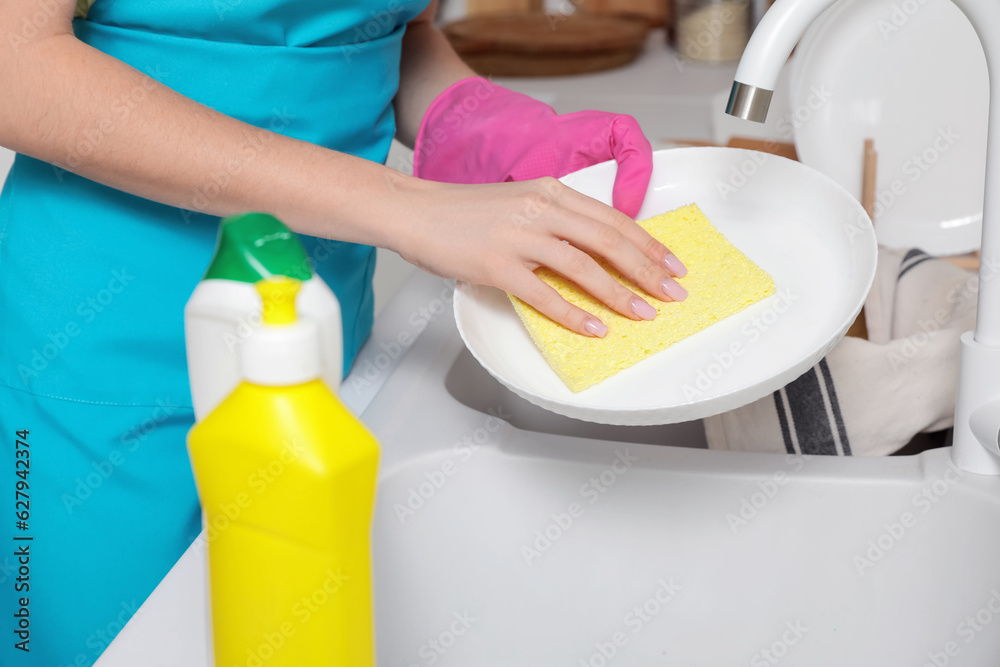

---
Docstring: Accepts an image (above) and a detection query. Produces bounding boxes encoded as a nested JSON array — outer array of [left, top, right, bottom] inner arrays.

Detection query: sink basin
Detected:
[[444, 346, 708, 448], [97, 270, 1000, 666]]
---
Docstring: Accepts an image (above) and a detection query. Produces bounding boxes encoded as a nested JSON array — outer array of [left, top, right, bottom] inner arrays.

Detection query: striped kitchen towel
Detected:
[[704, 247, 982, 456]]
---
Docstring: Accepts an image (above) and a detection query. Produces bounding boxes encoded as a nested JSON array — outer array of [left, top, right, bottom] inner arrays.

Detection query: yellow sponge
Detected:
[[509, 203, 775, 393]]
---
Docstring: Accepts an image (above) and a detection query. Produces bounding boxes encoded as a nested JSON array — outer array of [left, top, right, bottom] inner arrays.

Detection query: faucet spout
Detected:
[[725, 0, 839, 122], [728, 0, 1000, 473]]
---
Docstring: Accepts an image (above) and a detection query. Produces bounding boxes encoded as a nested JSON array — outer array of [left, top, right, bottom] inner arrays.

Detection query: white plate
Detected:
[[790, 0, 988, 256], [453, 147, 878, 425]]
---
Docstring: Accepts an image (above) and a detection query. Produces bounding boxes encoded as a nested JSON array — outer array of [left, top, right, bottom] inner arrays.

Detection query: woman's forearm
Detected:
[[0, 1, 683, 339], [0, 22, 418, 249], [393, 5, 477, 147]]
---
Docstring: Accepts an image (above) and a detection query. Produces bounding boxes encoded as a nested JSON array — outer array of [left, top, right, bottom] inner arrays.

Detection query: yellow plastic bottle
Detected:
[[187, 276, 379, 667]]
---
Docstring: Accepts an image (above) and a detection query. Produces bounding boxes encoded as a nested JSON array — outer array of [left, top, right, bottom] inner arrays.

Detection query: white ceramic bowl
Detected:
[[790, 0, 988, 256], [453, 147, 878, 426]]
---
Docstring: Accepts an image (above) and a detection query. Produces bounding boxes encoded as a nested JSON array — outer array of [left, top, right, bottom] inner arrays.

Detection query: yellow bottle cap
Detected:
[[256, 276, 300, 325], [243, 276, 319, 385]]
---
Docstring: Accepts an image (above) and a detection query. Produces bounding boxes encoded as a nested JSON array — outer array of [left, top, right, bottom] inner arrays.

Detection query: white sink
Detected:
[[98, 270, 1000, 666]]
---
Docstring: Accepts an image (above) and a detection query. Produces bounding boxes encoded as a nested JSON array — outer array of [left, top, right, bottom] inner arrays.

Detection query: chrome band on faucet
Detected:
[[725, 82, 774, 122]]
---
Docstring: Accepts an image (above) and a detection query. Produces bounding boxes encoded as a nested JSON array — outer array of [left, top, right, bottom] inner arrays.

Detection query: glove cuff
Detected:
[[412, 76, 555, 183]]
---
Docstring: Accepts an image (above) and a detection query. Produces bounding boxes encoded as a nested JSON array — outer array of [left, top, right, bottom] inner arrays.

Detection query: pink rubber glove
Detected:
[[412, 77, 653, 219]]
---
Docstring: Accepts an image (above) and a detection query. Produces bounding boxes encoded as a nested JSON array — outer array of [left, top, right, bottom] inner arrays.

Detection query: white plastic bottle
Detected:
[[184, 212, 343, 421]]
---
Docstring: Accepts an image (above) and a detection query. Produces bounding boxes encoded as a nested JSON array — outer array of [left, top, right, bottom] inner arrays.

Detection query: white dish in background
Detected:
[[790, 0, 988, 256], [454, 147, 877, 426]]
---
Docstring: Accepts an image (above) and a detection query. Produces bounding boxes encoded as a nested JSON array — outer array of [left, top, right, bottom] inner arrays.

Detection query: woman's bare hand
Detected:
[[396, 177, 688, 337]]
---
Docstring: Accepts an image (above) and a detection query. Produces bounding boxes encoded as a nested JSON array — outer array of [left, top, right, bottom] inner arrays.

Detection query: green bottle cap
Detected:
[[203, 212, 313, 283]]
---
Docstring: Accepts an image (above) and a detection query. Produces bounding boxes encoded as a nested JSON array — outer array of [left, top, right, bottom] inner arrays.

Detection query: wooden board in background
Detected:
[[577, 0, 668, 28], [465, 0, 542, 16], [444, 13, 649, 77]]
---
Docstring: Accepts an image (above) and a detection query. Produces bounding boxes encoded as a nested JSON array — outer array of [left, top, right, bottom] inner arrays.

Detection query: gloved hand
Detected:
[[412, 77, 653, 219]]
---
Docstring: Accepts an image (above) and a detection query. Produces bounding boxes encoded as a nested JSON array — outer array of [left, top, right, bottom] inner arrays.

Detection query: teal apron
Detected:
[[0, 0, 427, 663]]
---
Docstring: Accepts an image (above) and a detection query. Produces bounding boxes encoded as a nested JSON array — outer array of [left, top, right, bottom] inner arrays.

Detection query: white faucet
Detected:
[[726, 0, 1000, 474]]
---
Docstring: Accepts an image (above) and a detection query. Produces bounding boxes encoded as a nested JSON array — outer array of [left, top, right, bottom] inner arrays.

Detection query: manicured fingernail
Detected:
[[661, 278, 688, 302], [584, 318, 608, 337], [663, 252, 687, 278], [629, 297, 657, 320]]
